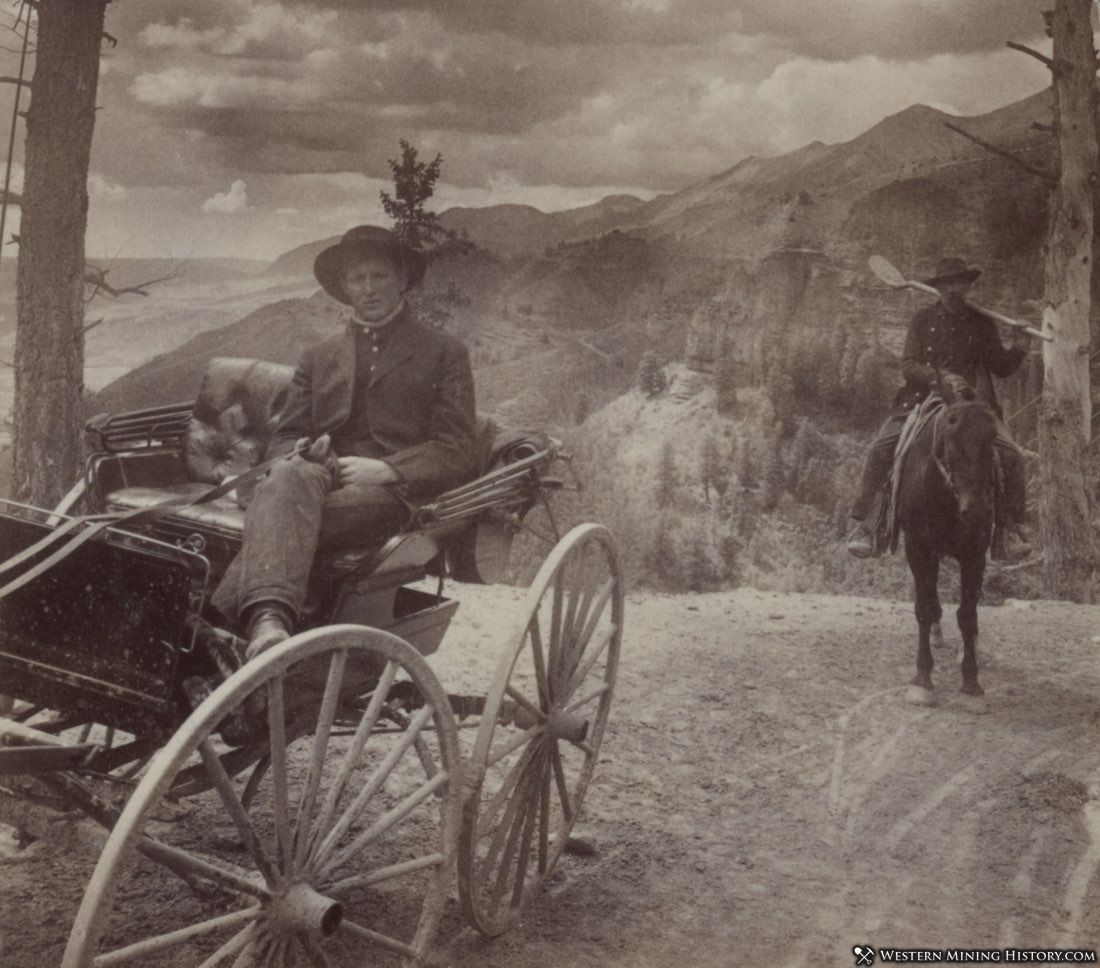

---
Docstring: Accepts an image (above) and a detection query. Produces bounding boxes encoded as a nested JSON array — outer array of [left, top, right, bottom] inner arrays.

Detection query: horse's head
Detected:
[[933, 400, 998, 517]]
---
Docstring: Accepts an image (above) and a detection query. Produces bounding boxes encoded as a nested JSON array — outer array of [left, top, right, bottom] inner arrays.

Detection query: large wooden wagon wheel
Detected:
[[458, 523, 623, 936], [62, 626, 462, 968]]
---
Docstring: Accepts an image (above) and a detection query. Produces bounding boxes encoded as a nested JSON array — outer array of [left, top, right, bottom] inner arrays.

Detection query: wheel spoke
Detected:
[[308, 703, 434, 875], [510, 772, 540, 907], [565, 624, 617, 699], [566, 682, 610, 713], [504, 685, 546, 724], [551, 742, 572, 822], [318, 770, 449, 882], [195, 922, 260, 968], [293, 649, 348, 869], [571, 739, 596, 757], [305, 660, 398, 867], [528, 616, 550, 710], [548, 568, 565, 699], [341, 920, 418, 960], [476, 745, 539, 841], [563, 577, 614, 688], [137, 835, 270, 900], [199, 740, 279, 886], [490, 767, 538, 917], [481, 752, 540, 889], [92, 906, 258, 966], [267, 677, 293, 873], [270, 938, 289, 968], [559, 554, 583, 661], [538, 747, 550, 875], [327, 852, 445, 895], [300, 936, 331, 968], [487, 723, 543, 768]]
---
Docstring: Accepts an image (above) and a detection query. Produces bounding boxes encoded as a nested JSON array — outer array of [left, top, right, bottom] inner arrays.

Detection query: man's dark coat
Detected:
[[898, 302, 1025, 414], [268, 304, 479, 498]]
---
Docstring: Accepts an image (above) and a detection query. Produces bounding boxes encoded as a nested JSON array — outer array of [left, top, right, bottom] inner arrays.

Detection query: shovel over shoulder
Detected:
[[868, 255, 1052, 343]]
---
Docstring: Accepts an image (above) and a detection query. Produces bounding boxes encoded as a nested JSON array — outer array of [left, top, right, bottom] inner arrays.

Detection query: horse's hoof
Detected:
[[957, 692, 989, 716], [906, 685, 936, 706], [930, 623, 945, 649]]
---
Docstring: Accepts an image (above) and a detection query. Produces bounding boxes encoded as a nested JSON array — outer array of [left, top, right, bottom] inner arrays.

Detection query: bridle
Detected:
[[930, 400, 995, 505]]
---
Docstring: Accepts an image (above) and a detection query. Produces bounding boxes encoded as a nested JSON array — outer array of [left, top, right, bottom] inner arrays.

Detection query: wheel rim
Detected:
[[459, 523, 623, 936], [62, 625, 462, 967]]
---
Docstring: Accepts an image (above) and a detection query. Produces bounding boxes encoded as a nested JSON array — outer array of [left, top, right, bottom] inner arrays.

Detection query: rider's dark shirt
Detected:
[[899, 301, 1025, 412]]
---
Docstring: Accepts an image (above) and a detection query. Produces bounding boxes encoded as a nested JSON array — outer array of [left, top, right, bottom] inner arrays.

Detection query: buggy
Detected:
[[0, 356, 623, 967]]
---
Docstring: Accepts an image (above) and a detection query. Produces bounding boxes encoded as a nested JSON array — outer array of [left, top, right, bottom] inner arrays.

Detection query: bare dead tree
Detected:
[[949, 3, 1098, 599], [1034, 0, 1097, 600], [941, 121, 1056, 184], [12, 0, 109, 508], [82, 262, 182, 303]]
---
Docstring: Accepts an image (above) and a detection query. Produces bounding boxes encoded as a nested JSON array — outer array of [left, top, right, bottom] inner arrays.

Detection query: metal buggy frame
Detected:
[[0, 391, 624, 967]]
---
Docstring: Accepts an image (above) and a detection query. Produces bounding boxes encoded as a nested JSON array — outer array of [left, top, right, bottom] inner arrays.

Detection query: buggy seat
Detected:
[[85, 356, 554, 588]]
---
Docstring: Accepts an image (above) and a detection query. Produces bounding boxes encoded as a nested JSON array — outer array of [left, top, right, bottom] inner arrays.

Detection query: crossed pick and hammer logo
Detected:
[[853, 946, 876, 966]]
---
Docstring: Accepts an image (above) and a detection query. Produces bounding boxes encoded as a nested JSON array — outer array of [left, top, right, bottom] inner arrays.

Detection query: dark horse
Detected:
[[896, 391, 1000, 709]]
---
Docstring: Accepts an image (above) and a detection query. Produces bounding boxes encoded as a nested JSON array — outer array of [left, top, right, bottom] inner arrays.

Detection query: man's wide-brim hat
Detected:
[[924, 257, 981, 288], [313, 225, 427, 305]]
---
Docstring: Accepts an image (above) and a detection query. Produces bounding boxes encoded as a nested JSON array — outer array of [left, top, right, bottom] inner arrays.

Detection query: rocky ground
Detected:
[[4, 584, 1100, 966]]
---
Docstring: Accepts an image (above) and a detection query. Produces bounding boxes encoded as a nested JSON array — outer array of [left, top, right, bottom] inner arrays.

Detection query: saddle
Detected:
[[872, 395, 1008, 558]]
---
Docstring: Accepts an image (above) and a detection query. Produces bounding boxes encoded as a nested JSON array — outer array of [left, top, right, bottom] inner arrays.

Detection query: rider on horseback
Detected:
[[846, 257, 1031, 558]]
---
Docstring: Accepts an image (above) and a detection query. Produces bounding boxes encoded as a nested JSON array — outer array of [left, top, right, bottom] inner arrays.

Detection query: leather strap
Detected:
[[0, 442, 309, 602]]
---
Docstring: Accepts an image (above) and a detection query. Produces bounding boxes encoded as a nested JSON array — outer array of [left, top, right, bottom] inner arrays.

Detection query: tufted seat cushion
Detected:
[[106, 483, 246, 534], [185, 357, 294, 485]]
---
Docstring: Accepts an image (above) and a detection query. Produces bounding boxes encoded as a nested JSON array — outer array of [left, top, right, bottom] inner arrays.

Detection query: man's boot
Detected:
[[245, 602, 294, 661]]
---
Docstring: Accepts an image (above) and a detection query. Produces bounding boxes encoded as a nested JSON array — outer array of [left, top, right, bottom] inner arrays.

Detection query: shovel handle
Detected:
[[892, 278, 1052, 343]]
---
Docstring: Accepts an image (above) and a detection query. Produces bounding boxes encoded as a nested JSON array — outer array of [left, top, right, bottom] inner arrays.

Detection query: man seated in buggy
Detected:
[[845, 256, 1030, 559], [210, 225, 480, 658]]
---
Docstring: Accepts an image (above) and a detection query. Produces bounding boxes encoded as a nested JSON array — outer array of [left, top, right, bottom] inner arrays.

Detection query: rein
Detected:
[[929, 400, 995, 505], [0, 440, 311, 603]]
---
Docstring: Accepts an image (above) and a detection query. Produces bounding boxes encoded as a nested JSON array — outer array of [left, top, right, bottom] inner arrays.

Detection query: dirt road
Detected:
[[4, 585, 1100, 967]]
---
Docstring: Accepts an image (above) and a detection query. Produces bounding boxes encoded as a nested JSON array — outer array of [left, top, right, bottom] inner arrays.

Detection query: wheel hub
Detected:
[[268, 881, 343, 937], [547, 708, 588, 744]]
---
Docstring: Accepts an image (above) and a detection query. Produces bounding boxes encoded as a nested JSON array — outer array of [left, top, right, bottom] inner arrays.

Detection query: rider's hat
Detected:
[[313, 225, 427, 304], [924, 257, 981, 288]]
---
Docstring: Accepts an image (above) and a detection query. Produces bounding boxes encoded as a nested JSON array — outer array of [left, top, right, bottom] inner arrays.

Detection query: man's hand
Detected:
[[1010, 328, 1031, 352], [942, 372, 973, 399], [336, 456, 400, 490]]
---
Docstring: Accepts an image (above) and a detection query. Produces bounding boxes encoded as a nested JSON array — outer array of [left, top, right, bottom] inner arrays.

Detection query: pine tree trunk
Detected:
[[12, 0, 107, 508], [1038, 0, 1097, 601]]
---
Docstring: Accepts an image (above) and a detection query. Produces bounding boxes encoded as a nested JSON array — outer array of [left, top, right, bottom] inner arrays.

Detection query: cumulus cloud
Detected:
[[79, 0, 1056, 255], [201, 179, 249, 212]]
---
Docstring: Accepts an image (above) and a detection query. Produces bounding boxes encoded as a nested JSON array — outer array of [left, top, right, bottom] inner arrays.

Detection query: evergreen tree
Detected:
[[687, 532, 716, 591], [380, 139, 474, 258], [639, 351, 666, 398], [766, 367, 797, 436], [573, 392, 591, 425], [719, 532, 742, 584], [787, 419, 815, 492], [700, 435, 723, 503], [760, 438, 786, 512], [715, 342, 738, 415], [656, 440, 678, 509], [839, 336, 862, 397], [649, 515, 677, 587], [734, 435, 757, 492]]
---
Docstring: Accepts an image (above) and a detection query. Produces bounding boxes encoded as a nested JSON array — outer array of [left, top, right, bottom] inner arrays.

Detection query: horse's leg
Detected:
[[957, 551, 986, 701], [906, 540, 939, 702]]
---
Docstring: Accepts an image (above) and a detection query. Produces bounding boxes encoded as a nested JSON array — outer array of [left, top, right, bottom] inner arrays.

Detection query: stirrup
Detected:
[[845, 519, 877, 559]]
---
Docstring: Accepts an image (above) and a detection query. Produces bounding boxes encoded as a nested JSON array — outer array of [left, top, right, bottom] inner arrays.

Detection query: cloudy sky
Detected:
[[1, 0, 1058, 259]]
